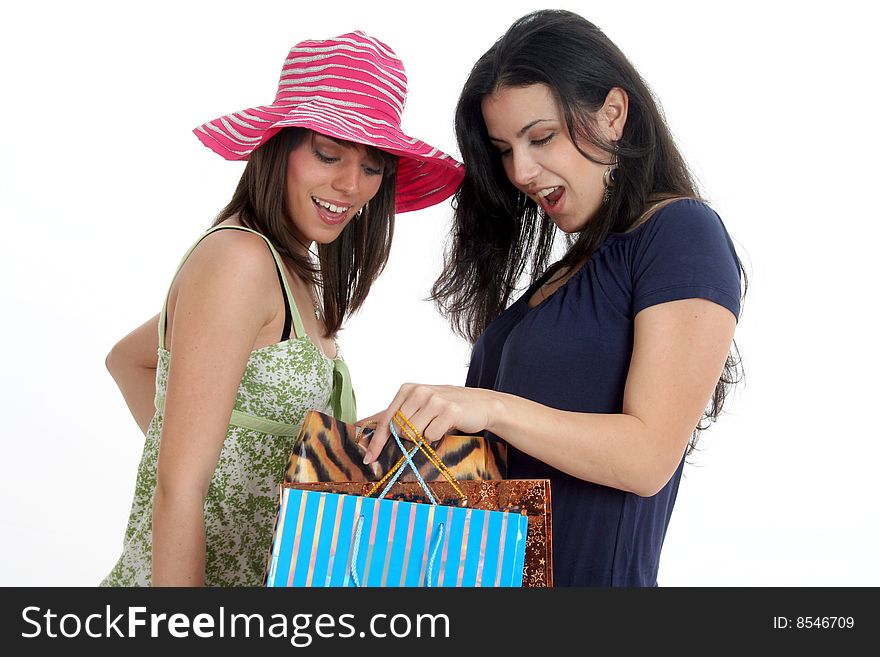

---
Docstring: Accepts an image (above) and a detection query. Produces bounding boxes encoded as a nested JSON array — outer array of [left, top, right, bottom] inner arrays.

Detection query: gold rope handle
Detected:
[[365, 417, 426, 497], [365, 411, 466, 501], [393, 412, 466, 497], [366, 413, 465, 499], [392, 412, 466, 500], [365, 439, 420, 497]]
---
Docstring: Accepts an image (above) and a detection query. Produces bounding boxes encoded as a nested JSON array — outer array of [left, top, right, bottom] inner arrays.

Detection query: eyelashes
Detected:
[[496, 132, 556, 158], [313, 149, 383, 176], [313, 149, 337, 164]]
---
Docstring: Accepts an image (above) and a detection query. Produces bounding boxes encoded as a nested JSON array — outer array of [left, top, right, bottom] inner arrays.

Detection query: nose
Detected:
[[508, 148, 540, 188], [331, 161, 360, 195]]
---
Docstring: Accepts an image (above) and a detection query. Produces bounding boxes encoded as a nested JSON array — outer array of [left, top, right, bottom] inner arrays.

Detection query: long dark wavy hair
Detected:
[[432, 10, 746, 447], [214, 127, 398, 336]]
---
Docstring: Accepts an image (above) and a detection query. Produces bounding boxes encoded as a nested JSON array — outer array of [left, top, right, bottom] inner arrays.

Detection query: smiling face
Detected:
[[481, 83, 619, 233], [284, 132, 386, 246]]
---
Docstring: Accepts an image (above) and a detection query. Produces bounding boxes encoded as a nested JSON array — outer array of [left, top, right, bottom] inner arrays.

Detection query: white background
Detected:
[[1, 0, 877, 586]]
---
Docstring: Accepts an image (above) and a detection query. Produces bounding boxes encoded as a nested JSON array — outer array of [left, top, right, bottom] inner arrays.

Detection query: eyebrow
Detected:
[[316, 134, 356, 150], [488, 119, 555, 143]]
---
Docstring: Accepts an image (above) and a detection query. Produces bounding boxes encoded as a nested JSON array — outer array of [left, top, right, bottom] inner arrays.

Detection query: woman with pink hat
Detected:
[[101, 31, 462, 586]]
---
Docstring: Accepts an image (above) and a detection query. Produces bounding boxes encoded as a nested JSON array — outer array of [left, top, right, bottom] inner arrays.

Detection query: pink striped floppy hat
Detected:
[[194, 31, 463, 214]]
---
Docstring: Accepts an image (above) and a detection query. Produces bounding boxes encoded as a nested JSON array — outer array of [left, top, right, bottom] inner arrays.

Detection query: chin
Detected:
[[316, 227, 350, 245], [554, 216, 592, 234], [566, 206, 605, 233]]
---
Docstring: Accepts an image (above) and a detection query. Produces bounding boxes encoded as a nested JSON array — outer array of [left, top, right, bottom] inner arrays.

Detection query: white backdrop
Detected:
[[1, 0, 876, 586]]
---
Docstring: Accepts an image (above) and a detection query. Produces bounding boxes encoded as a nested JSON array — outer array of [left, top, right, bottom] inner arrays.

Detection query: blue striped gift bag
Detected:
[[266, 413, 528, 587], [265, 487, 528, 587]]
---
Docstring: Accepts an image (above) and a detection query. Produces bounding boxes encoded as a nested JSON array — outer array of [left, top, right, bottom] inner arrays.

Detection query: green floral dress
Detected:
[[101, 226, 355, 587]]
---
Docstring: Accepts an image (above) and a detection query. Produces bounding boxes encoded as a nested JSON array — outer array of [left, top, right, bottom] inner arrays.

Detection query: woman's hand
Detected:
[[106, 314, 160, 435], [358, 384, 500, 464]]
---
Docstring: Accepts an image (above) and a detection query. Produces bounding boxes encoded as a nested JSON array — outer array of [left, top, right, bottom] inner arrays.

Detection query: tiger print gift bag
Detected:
[[283, 409, 507, 483]]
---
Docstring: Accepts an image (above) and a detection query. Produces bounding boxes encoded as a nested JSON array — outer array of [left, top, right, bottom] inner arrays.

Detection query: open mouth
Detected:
[[534, 186, 565, 209], [311, 196, 353, 225], [311, 196, 352, 216]]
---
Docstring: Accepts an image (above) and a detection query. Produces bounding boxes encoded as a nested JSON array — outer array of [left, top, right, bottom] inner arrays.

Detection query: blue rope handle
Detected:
[[424, 522, 445, 587], [349, 422, 445, 586], [349, 515, 365, 587], [377, 421, 438, 504], [349, 516, 446, 588]]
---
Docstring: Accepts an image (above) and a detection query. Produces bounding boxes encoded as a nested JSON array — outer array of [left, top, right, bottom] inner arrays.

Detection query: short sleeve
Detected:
[[631, 199, 742, 319]]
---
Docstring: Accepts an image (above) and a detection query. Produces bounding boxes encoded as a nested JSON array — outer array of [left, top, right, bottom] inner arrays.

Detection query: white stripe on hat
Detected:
[[263, 95, 373, 111], [282, 55, 407, 92], [332, 34, 399, 59], [276, 85, 401, 121], [289, 38, 400, 66], [279, 73, 405, 108], [218, 116, 264, 143], [280, 63, 407, 96]]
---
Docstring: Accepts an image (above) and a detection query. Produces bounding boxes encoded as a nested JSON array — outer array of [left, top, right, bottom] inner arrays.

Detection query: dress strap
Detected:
[[330, 357, 357, 423], [158, 225, 306, 350]]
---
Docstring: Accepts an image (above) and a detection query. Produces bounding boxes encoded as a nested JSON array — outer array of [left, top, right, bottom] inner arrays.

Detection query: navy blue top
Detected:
[[465, 199, 741, 586]]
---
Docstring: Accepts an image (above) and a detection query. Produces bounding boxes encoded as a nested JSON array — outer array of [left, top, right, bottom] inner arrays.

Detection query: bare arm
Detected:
[[152, 231, 277, 586], [362, 298, 736, 497], [105, 314, 160, 435]]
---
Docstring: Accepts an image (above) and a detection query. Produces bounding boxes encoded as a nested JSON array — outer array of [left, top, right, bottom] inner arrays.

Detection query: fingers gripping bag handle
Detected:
[[348, 413, 462, 587], [367, 412, 467, 501]]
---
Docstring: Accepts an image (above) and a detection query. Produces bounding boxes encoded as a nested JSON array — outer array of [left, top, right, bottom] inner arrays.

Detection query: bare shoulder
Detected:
[[166, 227, 282, 336], [179, 228, 279, 292]]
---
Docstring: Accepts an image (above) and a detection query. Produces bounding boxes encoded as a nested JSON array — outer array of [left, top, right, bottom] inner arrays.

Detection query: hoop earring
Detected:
[[603, 144, 619, 203], [356, 201, 368, 220]]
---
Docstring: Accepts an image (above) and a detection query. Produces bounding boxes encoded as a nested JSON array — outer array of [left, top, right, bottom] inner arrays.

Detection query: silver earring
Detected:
[[603, 144, 619, 203], [356, 202, 368, 220]]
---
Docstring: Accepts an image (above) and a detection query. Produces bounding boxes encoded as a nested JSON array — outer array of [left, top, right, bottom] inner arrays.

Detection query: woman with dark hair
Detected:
[[101, 31, 462, 586], [362, 10, 745, 586]]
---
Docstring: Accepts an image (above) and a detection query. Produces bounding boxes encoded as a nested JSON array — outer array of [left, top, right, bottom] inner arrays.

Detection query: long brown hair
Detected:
[[214, 127, 399, 336]]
